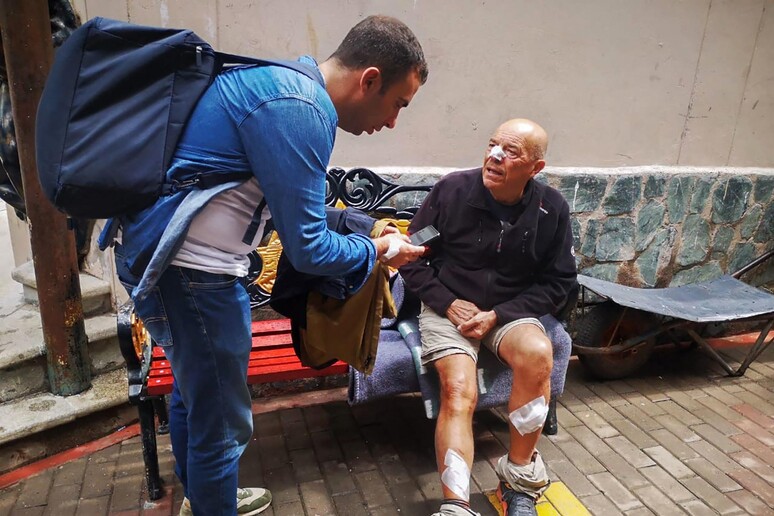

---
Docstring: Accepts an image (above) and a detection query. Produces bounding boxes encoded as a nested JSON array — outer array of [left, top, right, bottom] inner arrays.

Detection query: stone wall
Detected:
[[374, 167, 773, 288]]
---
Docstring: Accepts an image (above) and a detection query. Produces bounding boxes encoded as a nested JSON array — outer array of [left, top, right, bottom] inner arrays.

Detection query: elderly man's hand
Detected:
[[457, 310, 498, 339], [446, 299, 482, 328]]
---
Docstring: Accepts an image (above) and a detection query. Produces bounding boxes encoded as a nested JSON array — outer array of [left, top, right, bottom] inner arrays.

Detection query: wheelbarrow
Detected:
[[572, 251, 774, 380]]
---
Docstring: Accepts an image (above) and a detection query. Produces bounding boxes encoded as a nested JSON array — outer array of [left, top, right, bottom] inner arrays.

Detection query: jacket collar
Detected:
[[468, 168, 542, 210], [466, 168, 491, 210], [466, 168, 539, 225]]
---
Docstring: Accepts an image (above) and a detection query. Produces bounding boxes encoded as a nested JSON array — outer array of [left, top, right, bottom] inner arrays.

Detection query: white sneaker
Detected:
[[236, 487, 272, 515], [178, 487, 272, 516]]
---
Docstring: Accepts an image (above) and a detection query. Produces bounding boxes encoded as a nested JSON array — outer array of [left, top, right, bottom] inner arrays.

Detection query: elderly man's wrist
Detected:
[[373, 237, 391, 260], [377, 237, 402, 262]]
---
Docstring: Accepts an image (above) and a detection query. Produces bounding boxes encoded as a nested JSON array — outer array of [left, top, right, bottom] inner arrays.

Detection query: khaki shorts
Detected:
[[418, 302, 546, 366]]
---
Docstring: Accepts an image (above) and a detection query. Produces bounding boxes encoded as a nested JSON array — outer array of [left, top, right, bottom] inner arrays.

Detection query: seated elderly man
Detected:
[[400, 118, 576, 516]]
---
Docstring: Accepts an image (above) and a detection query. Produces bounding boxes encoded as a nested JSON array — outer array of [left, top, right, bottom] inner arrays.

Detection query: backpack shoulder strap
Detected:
[[214, 52, 324, 86]]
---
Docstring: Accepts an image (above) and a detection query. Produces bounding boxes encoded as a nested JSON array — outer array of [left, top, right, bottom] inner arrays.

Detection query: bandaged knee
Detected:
[[508, 396, 549, 435], [440, 449, 470, 500]]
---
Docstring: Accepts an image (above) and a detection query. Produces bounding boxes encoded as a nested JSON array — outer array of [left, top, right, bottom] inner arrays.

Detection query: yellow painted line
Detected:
[[536, 500, 561, 516], [543, 481, 592, 516], [485, 482, 588, 516]]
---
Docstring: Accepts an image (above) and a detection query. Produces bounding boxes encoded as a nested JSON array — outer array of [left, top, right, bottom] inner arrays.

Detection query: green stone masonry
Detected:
[[381, 167, 773, 288]]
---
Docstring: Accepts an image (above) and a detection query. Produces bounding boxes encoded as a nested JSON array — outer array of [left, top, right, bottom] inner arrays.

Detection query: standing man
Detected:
[[400, 119, 576, 516], [100, 16, 428, 515]]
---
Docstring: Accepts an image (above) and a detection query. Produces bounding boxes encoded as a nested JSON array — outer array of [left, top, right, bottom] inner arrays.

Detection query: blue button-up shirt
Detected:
[[99, 56, 376, 301]]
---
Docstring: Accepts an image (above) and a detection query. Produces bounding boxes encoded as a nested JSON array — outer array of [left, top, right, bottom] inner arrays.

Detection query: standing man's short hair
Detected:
[[330, 15, 429, 91]]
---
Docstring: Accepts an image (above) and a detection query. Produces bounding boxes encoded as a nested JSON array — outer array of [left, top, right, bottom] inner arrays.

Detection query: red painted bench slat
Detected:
[[246, 363, 348, 384], [145, 318, 346, 396], [251, 319, 292, 333]]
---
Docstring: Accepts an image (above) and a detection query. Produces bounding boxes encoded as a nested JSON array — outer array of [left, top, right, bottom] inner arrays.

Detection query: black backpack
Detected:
[[36, 17, 322, 219]]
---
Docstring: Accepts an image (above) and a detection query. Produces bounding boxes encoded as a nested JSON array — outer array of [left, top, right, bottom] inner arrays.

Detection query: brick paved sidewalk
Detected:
[[1, 343, 773, 515]]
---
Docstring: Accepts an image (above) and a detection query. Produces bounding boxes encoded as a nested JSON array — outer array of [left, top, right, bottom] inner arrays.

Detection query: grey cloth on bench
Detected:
[[347, 328, 420, 405], [347, 290, 572, 418]]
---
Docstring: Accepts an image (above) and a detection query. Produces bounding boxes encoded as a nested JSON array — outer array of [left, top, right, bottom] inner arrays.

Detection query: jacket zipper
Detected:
[[496, 222, 505, 253], [522, 230, 529, 253], [485, 268, 492, 308]]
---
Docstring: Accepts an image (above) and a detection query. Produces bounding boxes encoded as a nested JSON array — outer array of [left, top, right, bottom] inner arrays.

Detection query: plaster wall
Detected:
[[71, 0, 774, 168]]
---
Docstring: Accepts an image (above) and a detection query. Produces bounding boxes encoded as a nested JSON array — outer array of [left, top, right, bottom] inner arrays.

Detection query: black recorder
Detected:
[[409, 225, 440, 246]]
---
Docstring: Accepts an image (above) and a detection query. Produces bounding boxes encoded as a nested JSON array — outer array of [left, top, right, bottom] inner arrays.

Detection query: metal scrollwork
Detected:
[[330, 167, 387, 210], [244, 231, 282, 308], [324, 168, 341, 206], [326, 166, 432, 216]]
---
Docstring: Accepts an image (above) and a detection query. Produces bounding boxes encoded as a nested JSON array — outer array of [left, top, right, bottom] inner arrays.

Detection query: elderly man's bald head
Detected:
[[482, 118, 549, 204], [496, 118, 548, 161]]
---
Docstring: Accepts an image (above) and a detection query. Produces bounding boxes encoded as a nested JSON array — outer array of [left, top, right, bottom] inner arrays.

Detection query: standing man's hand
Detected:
[[457, 310, 498, 339], [373, 233, 426, 268], [446, 299, 482, 327]]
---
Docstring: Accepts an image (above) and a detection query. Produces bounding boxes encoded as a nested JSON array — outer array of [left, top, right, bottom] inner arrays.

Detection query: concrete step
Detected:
[[0, 368, 128, 447], [0, 303, 123, 404], [11, 261, 112, 317]]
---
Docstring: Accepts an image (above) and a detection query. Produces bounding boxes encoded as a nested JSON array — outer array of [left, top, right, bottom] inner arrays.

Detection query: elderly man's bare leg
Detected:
[[495, 323, 553, 515], [498, 324, 552, 462], [432, 353, 480, 515]]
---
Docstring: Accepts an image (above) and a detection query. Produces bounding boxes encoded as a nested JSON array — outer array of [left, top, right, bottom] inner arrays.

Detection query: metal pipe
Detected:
[[0, 0, 91, 394], [686, 328, 737, 376]]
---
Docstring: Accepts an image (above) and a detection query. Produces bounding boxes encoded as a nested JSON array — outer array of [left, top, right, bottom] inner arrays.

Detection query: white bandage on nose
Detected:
[[508, 396, 549, 435], [440, 449, 470, 500], [489, 144, 507, 162]]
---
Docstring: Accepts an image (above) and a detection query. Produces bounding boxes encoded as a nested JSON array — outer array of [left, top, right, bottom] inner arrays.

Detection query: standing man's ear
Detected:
[[360, 67, 382, 94]]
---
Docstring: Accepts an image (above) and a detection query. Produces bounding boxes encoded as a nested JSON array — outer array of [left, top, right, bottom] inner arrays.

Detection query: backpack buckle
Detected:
[[170, 174, 202, 192]]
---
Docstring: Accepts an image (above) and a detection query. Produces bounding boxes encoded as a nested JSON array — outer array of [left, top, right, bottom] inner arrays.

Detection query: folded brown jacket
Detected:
[[272, 214, 397, 374]]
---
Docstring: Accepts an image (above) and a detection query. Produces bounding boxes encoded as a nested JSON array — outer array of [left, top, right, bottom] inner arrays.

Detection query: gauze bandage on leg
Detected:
[[488, 144, 507, 162], [440, 449, 470, 500], [508, 396, 549, 435]]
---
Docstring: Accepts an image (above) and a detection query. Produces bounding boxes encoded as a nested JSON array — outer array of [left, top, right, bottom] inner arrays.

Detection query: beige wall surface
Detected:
[[73, 0, 774, 168]]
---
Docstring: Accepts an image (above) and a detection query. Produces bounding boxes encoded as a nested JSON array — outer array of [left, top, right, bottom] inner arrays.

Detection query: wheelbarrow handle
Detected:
[[731, 248, 774, 279]]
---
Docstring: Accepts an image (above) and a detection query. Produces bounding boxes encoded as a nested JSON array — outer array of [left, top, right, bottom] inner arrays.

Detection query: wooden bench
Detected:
[[117, 167, 432, 500]]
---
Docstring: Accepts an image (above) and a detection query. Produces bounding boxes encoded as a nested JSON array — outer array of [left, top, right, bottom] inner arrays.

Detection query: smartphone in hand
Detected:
[[409, 225, 440, 246]]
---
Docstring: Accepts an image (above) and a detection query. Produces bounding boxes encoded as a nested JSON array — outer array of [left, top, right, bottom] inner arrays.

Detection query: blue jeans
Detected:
[[117, 250, 253, 515]]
